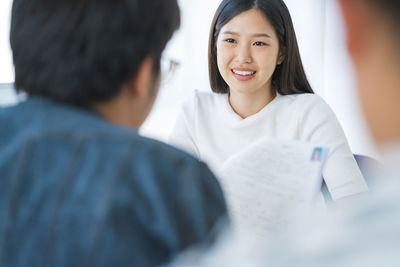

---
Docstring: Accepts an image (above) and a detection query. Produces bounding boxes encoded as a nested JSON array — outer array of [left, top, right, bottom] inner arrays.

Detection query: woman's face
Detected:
[[216, 8, 282, 96]]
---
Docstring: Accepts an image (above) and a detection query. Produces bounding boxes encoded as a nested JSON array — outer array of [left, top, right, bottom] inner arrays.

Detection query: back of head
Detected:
[[10, 0, 180, 108]]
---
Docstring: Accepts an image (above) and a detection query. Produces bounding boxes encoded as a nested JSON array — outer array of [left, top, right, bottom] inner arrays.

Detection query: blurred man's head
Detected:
[[338, 0, 400, 146], [10, 0, 180, 128]]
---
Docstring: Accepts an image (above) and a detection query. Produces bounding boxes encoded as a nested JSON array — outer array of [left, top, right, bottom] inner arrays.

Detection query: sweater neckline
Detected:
[[217, 92, 282, 127]]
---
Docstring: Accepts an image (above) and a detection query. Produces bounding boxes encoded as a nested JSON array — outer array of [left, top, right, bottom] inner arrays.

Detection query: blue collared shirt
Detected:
[[0, 97, 227, 267]]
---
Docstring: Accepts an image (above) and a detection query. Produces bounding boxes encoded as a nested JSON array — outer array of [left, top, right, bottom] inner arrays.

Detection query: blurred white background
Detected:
[[0, 0, 378, 157]]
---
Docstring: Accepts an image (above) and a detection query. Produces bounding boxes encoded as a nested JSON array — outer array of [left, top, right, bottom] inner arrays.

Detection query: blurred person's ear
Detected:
[[337, 0, 371, 59], [126, 56, 160, 127], [130, 57, 159, 99], [93, 56, 160, 129]]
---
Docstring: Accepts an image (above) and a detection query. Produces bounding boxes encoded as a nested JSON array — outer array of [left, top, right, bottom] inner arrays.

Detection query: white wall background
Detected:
[[0, 0, 17, 105], [0, 0, 13, 83], [0, 0, 378, 157]]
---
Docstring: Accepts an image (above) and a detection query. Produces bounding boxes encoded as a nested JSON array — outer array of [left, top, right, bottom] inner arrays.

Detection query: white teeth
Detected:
[[232, 69, 256, 76]]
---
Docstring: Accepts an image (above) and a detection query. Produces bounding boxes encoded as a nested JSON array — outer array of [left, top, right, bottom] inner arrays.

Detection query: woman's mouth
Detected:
[[231, 69, 256, 81]]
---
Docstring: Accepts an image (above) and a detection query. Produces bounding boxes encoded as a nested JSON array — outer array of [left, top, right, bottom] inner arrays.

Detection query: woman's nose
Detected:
[[235, 45, 252, 64]]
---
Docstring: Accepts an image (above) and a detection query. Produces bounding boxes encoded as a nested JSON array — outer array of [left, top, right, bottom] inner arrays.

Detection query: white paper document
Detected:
[[217, 138, 328, 236]]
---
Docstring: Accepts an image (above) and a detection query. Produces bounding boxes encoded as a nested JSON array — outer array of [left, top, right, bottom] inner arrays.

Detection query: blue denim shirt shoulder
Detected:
[[0, 97, 227, 267]]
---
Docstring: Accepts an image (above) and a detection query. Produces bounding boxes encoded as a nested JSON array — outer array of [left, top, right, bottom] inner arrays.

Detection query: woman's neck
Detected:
[[228, 87, 276, 119]]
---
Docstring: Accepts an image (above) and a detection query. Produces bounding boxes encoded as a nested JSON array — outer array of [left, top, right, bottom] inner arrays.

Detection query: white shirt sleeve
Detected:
[[168, 93, 200, 159], [298, 95, 368, 200]]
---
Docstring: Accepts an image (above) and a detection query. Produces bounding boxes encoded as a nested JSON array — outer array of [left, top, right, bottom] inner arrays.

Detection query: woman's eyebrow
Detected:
[[252, 33, 272, 38], [221, 31, 239, 36], [221, 31, 271, 38]]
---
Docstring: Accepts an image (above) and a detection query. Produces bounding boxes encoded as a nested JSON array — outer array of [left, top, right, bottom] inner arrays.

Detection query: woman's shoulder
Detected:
[[179, 89, 227, 116], [194, 89, 225, 101], [184, 89, 226, 108], [278, 93, 325, 104], [278, 93, 332, 112]]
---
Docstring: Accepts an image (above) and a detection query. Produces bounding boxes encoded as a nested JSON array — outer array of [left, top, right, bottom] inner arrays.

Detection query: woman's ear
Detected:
[[277, 50, 285, 65]]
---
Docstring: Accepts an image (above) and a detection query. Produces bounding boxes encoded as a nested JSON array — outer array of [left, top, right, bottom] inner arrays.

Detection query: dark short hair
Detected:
[[10, 0, 180, 108], [208, 0, 313, 95]]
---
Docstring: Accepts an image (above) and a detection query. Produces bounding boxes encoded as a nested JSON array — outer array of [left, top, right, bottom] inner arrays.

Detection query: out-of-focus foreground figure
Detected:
[[0, 0, 227, 266]]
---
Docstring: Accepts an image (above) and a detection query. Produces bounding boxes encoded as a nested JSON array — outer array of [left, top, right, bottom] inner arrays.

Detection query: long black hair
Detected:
[[208, 0, 313, 95]]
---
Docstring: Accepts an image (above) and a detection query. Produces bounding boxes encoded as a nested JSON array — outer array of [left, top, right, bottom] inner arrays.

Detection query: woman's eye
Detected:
[[253, 41, 266, 46], [225, 38, 236, 44]]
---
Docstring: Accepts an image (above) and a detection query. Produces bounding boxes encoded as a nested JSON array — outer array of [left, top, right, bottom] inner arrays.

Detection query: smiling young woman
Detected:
[[216, 8, 284, 118], [169, 0, 368, 216]]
